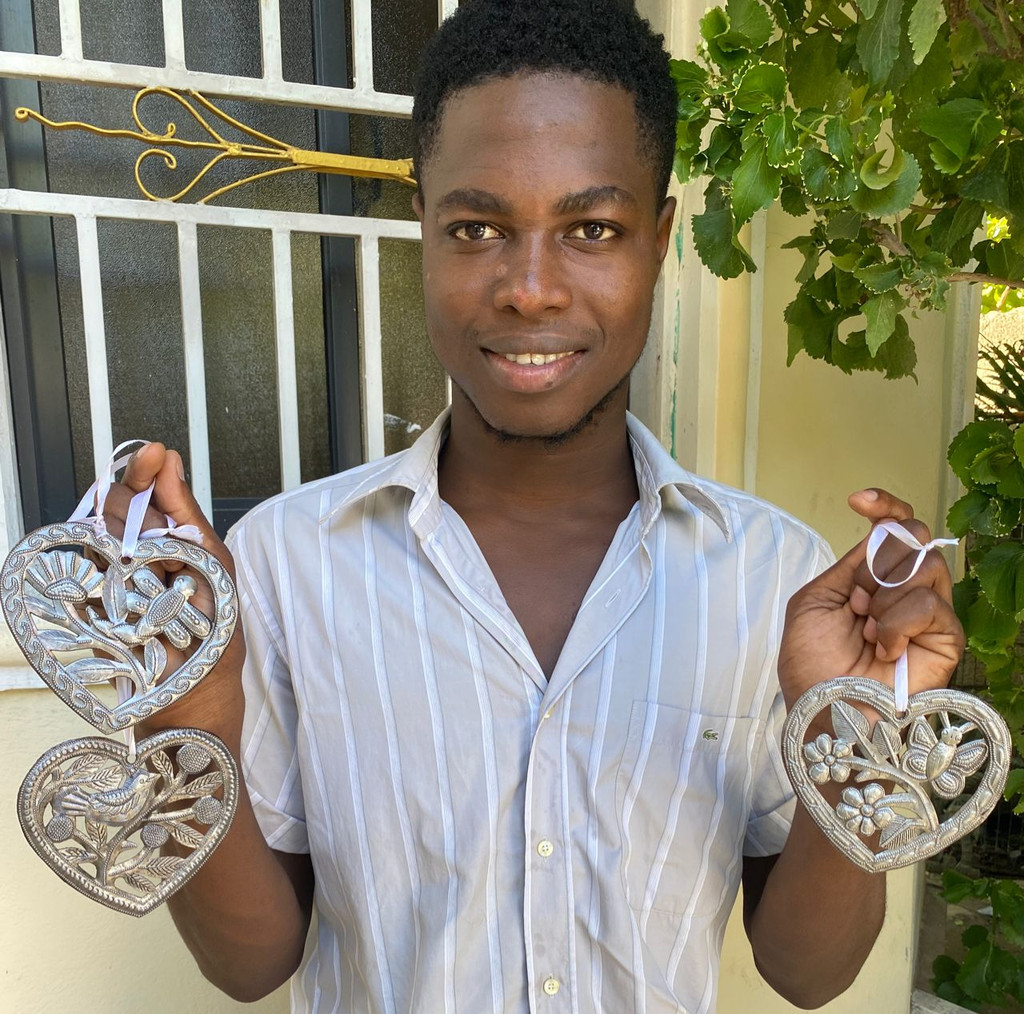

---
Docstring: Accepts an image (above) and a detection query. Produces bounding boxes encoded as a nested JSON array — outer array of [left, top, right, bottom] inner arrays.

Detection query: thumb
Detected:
[[151, 450, 216, 539], [123, 445, 216, 542]]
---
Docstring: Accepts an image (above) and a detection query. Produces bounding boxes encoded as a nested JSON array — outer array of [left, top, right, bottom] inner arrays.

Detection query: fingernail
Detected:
[[859, 489, 879, 502], [176, 455, 185, 481]]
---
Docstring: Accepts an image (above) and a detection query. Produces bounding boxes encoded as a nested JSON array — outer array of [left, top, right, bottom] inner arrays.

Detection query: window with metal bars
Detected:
[[0, 0, 447, 537]]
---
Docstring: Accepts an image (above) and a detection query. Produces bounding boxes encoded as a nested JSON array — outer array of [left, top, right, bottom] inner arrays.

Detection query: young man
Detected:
[[112, 2, 963, 1011]]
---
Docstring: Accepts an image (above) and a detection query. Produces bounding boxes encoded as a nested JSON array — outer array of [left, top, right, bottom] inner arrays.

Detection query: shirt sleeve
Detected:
[[744, 531, 837, 857], [229, 521, 310, 854]]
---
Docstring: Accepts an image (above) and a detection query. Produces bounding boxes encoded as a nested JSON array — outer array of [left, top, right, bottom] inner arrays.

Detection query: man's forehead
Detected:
[[421, 73, 655, 204]]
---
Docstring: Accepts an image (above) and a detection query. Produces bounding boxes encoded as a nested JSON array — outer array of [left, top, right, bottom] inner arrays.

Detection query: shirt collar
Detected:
[[318, 407, 731, 540]]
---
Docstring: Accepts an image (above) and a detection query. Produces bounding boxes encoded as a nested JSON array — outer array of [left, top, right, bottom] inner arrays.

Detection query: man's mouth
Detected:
[[500, 351, 578, 365]]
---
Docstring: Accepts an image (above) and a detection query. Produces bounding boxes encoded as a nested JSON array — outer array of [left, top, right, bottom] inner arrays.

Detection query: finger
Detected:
[[121, 442, 168, 494], [871, 586, 964, 666], [850, 517, 935, 595], [847, 488, 914, 524]]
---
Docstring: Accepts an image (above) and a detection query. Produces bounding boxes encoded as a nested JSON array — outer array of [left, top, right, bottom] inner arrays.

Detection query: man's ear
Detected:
[[655, 196, 676, 265], [413, 190, 425, 224]]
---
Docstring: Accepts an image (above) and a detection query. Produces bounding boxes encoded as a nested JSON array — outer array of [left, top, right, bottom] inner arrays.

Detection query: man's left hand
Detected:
[[777, 487, 965, 713]]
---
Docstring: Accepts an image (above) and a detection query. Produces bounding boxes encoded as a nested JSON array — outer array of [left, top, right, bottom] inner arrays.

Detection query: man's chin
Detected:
[[465, 380, 627, 449]]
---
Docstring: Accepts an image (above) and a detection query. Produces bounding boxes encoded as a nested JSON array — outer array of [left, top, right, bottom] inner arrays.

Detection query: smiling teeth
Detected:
[[504, 352, 575, 365]]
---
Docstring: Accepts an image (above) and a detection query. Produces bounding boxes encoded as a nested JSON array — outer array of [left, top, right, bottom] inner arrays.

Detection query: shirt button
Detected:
[[542, 977, 560, 996], [537, 839, 554, 858]]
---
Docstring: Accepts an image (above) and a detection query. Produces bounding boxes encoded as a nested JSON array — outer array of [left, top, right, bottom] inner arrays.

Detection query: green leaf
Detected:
[[947, 489, 991, 537], [779, 180, 808, 217], [801, 147, 858, 201], [976, 542, 1024, 619], [735, 62, 787, 113], [726, 0, 774, 48], [732, 139, 782, 223], [863, 290, 903, 354], [855, 0, 881, 18], [860, 147, 907, 190], [825, 116, 854, 168], [692, 180, 757, 279], [930, 200, 984, 266], [907, 0, 946, 64], [964, 589, 1020, 655], [854, 260, 902, 292], [850, 152, 922, 217], [942, 870, 985, 905], [919, 99, 1003, 163], [843, 315, 917, 378], [782, 235, 821, 283], [932, 953, 960, 986], [761, 111, 796, 168], [857, 0, 906, 86], [788, 31, 849, 110], [670, 59, 708, 91], [1005, 769, 1024, 811], [825, 210, 862, 241], [948, 420, 1012, 484], [961, 925, 990, 950]]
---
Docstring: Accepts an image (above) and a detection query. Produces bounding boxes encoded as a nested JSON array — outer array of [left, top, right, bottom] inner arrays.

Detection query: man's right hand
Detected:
[[97, 442, 313, 1001], [99, 441, 246, 744]]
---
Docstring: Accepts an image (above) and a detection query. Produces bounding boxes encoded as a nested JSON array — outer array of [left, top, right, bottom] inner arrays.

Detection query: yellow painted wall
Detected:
[[704, 203, 976, 1014], [0, 676, 289, 1014]]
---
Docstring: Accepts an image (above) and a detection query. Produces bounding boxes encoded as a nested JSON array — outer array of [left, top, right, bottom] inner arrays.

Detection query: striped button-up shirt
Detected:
[[232, 410, 833, 1014]]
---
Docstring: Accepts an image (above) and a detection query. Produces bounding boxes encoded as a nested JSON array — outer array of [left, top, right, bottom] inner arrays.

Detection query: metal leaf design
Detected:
[[102, 568, 128, 623], [65, 657, 135, 685], [124, 872, 154, 893], [142, 856, 185, 878], [24, 587, 70, 623], [86, 818, 108, 846], [167, 771, 223, 802], [166, 821, 205, 848], [143, 637, 167, 681], [60, 847, 94, 862], [36, 628, 89, 651], [871, 720, 904, 767], [150, 750, 175, 784]]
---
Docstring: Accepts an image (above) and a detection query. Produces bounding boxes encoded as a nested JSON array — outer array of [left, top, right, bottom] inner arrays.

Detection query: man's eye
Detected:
[[569, 222, 617, 241], [451, 223, 502, 241]]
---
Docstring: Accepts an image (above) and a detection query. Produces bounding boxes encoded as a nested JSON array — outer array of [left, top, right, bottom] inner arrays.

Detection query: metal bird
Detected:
[[56, 769, 161, 826]]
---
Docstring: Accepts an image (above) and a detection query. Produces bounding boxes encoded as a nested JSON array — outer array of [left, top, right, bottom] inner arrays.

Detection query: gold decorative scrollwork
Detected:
[[16, 87, 416, 203]]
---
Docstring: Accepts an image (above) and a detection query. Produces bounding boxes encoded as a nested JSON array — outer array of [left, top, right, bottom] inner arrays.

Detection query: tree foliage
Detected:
[[672, 0, 1023, 379]]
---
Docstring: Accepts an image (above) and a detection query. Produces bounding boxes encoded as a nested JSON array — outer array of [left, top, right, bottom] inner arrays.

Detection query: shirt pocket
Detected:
[[615, 700, 761, 916]]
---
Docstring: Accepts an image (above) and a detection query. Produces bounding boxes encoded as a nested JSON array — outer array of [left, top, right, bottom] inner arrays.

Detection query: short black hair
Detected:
[[411, 0, 677, 201]]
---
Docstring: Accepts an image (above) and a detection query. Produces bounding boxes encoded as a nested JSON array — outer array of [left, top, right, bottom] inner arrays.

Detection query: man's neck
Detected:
[[437, 392, 640, 523]]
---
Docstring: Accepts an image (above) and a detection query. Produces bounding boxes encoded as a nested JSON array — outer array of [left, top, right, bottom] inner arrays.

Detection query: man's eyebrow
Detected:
[[435, 188, 512, 215], [555, 185, 637, 216]]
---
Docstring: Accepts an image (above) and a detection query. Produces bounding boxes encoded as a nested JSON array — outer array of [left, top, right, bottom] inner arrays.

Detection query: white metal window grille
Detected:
[[0, 0, 459, 518]]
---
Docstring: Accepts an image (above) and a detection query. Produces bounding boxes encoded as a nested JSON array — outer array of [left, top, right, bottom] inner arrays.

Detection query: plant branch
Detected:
[[867, 221, 911, 257], [949, 272, 1024, 287]]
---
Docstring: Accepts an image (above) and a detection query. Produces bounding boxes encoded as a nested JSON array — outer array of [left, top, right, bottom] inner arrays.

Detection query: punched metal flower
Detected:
[[803, 733, 854, 784], [836, 783, 896, 837], [25, 550, 103, 605]]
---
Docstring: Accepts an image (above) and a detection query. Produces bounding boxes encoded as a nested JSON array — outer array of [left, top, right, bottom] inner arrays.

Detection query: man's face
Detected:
[[414, 72, 676, 442]]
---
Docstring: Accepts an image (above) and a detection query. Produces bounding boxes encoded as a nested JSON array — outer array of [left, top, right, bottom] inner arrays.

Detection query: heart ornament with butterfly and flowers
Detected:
[[782, 522, 1012, 873]]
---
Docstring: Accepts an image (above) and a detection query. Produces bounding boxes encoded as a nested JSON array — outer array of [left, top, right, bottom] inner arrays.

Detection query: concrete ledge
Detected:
[[911, 989, 974, 1014]]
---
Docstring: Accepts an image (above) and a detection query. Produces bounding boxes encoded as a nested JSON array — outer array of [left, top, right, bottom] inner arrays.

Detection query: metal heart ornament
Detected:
[[782, 677, 1012, 872], [18, 728, 238, 916], [1, 521, 236, 733]]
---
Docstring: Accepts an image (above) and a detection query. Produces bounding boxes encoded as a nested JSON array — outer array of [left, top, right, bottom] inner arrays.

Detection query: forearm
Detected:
[[140, 709, 312, 1001], [166, 788, 312, 1001], [749, 805, 885, 1008]]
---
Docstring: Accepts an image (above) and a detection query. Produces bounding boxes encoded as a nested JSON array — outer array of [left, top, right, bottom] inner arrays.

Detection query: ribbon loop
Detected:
[[66, 440, 203, 560], [865, 520, 958, 712]]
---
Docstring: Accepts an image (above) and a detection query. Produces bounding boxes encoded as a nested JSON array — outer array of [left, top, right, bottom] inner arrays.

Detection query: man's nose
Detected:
[[492, 235, 572, 315]]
